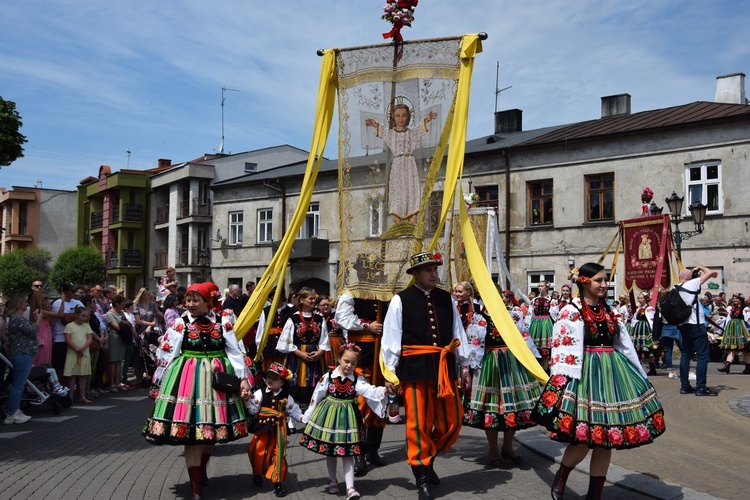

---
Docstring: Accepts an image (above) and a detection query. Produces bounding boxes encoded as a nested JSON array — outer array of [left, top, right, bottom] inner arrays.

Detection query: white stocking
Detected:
[[343, 457, 354, 489]]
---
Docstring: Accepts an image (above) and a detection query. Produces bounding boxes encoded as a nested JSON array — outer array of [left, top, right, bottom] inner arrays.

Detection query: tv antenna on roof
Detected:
[[494, 61, 512, 113], [126, 148, 131, 169], [219, 87, 240, 154]]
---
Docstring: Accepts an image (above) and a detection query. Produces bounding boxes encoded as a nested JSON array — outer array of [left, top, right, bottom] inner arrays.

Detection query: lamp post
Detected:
[[664, 191, 708, 260]]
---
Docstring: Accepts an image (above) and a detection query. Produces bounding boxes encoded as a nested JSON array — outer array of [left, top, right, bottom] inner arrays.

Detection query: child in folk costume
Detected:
[[276, 287, 330, 407], [717, 295, 748, 374], [245, 362, 304, 498], [300, 344, 388, 500], [526, 280, 556, 371], [630, 292, 658, 375]]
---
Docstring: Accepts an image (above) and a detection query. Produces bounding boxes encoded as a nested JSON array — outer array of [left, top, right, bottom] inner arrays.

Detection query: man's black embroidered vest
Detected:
[[397, 286, 456, 382]]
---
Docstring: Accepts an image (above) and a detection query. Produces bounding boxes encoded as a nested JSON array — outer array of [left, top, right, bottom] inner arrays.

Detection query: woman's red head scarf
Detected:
[[186, 282, 221, 313]]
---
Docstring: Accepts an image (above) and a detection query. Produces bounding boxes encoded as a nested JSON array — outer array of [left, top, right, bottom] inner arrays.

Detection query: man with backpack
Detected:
[[677, 266, 719, 396]]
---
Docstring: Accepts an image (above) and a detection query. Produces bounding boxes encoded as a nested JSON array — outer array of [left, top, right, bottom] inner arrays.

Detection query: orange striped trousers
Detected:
[[401, 380, 463, 466], [247, 431, 287, 483]]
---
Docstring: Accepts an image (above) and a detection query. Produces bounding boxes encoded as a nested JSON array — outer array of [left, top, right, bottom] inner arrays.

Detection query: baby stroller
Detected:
[[138, 326, 160, 387], [0, 352, 72, 417]]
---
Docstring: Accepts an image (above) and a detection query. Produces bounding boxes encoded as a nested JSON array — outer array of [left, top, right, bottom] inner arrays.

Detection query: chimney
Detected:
[[601, 94, 631, 118], [157, 158, 172, 168], [715, 73, 747, 104], [494, 109, 522, 134]]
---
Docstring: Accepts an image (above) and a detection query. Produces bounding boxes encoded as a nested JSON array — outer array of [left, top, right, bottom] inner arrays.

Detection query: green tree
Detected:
[[0, 96, 28, 167], [49, 246, 105, 291], [0, 248, 52, 299]]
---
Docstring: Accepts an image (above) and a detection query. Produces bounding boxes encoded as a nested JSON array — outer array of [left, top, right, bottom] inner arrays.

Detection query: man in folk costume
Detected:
[[335, 291, 389, 476], [381, 252, 471, 500]]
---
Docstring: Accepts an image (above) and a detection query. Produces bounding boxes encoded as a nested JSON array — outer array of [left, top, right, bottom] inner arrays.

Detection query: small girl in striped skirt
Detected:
[[300, 344, 388, 500]]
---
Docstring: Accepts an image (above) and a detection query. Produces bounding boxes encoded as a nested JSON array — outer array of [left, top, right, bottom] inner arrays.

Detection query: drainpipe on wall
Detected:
[[264, 180, 287, 235], [503, 148, 511, 283]]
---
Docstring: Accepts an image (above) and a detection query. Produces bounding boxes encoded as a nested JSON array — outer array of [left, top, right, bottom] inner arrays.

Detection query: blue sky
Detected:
[[1, 0, 748, 191]]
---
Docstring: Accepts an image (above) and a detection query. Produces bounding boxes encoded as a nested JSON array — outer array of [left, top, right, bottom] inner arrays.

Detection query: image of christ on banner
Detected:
[[335, 37, 464, 301]]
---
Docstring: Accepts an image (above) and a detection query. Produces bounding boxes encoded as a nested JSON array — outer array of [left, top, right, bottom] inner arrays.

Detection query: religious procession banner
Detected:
[[620, 214, 671, 293], [335, 36, 466, 301]]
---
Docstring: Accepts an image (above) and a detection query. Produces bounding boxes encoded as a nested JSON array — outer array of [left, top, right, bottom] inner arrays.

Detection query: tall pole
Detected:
[[219, 87, 239, 154]]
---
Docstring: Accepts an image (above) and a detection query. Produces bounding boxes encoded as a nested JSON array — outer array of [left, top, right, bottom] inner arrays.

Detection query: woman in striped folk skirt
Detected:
[[531, 264, 665, 500], [465, 302, 542, 466], [143, 282, 251, 500]]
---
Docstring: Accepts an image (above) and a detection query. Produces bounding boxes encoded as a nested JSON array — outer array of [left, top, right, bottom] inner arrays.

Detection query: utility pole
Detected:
[[219, 87, 239, 154]]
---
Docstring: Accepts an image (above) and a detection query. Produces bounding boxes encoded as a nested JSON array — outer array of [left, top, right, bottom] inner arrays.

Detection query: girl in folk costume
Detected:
[[255, 288, 295, 372], [364, 104, 437, 224], [531, 264, 665, 500], [300, 344, 388, 500], [465, 287, 543, 467], [717, 295, 748, 374], [630, 292, 658, 375], [276, 287, 330, 407], [453, 281, 488, 372], [526, 280, 556, 371], [742, 296, 750, 374], [317, 295, 344, 369], [245, 362, 304, 498], [556, 284, 572, 312], [143, 282, 251, 500]]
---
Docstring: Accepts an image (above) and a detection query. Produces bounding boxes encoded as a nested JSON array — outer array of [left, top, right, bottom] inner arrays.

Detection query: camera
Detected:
[[691, 269, 701, 279]]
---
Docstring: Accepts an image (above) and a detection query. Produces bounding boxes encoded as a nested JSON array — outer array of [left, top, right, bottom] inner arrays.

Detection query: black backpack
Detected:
[[658, 285, 698, 324]]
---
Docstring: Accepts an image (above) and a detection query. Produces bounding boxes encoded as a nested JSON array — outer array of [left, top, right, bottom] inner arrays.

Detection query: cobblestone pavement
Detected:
[[1, 360, 746, 499]]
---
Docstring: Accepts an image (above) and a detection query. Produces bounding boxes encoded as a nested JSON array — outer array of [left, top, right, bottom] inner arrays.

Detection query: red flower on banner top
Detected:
[[382, 0, 418, 43]]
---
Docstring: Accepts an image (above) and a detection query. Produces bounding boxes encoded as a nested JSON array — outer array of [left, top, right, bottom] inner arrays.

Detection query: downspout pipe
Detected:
[[264, 180, 287, 235]]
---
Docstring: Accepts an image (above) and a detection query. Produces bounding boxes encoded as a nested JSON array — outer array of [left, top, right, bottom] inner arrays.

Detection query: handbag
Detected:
[[198, 327, 240, 394], [212, 370, 241, 394]]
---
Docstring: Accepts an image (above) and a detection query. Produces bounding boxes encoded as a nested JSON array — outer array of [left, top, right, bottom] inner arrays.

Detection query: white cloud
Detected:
[[1, 0, 748, 190]]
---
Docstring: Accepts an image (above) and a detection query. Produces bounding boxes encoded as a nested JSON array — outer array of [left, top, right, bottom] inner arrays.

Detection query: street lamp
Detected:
[[664, 191, 708, 259], [109, 248, 118, 270]]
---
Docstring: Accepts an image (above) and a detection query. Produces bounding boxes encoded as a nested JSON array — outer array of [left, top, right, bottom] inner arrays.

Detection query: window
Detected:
[[198, 182, 210, 206], [475, 185, 499, 210], [603, 269, 616, 305], [299, 202, 319, 239], [245, 162, 257, 173], [528, 179, 553, 225], [586, 173, 614, 221], [425, 190, 444, 236], [686, 162, 722, 214], [527, 271, 555, 296], [229, 211, 243, 245], [368, 199, 383, 237], [257, 208, 273, 243]]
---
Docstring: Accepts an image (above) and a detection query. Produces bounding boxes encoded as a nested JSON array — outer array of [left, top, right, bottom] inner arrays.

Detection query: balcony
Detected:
[[179, 198, 212, 219], [154, 251, 168, 269], [177, 248, 211, 267], [121, 250, 142, 267], [155, 205, 170, 225], [91, 210, 104, 229], [274, 238, 330, 262], [112, 204, 143, 224]]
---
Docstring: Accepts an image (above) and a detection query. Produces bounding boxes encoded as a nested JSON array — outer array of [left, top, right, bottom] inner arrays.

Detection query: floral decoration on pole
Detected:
[[382, 0, 418, 43], [641, 187, 654, 216]]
